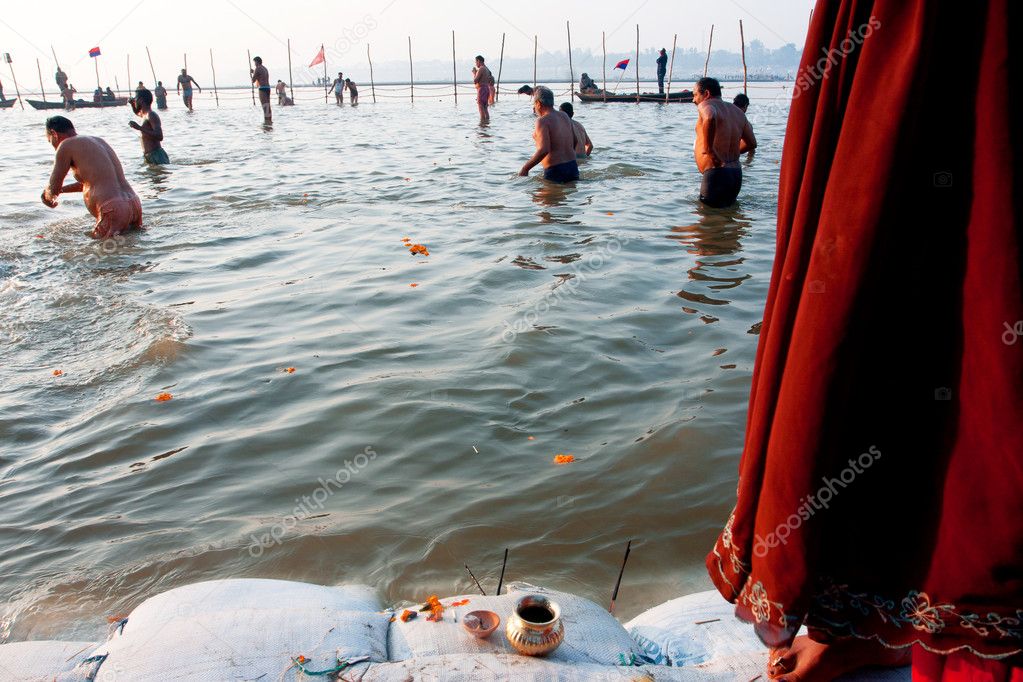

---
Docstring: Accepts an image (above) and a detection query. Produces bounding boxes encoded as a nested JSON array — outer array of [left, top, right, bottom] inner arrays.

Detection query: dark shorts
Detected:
[[144, 147, 170, 165], [543, 160, 580, 183], [699, 166, 742, 208], [258, 87, 272, 104]]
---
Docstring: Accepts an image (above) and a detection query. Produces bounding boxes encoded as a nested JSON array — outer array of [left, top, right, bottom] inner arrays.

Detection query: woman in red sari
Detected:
[[707, 0, 1022, 679]]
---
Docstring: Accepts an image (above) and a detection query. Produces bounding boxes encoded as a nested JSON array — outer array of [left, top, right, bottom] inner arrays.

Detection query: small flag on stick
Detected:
[[614, 58, 630, 70], [89, 47, 101, 58], [309, 46, 325, 67]]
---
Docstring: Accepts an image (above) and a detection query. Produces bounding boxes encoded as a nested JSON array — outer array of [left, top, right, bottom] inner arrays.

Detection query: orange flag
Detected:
[[309, 47, 325, 67]]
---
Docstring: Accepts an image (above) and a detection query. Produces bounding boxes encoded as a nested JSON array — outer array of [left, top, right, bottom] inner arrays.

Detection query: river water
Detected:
[[0, 82, 789, 641]]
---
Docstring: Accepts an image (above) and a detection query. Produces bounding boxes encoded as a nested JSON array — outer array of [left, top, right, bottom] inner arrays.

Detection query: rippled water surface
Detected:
[[0, 83, 788, 640]]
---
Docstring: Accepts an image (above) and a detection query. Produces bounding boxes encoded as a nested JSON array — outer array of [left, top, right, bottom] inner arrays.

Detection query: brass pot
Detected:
[[505, 594, 564, 656]]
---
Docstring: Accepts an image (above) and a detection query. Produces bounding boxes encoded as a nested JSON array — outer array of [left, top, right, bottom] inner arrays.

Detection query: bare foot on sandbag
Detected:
[[766, 635, 912, 681]]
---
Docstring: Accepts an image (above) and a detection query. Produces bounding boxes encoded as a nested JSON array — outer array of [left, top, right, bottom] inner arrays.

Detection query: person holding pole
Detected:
[[656, 48, 668, 94], [251, 56, 271, 123], [176, 68, 201, 110], [55, 66, 68, 91], [472, 55, 493, 125]]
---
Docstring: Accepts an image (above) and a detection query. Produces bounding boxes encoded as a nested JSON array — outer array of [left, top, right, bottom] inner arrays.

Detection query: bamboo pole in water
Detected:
[[495, 33, 505, 102], [665, 33, 677, 103], [635, 24, 640, 104], [322, 44, 328, 103], [740, 19, 748, 94], [287, 38, 294, 102], [532, 36, 537, 90], [367, 44, 376, 103], [247, 49, 255, 104], [602, 31, 607, 103], [37, 58, 46, 101], [451, 30, 457, 103], [146, 47, 157, 86], [7, 60, 24, 109], [93, 57, 100, 91], [567, 21, 575, 102], [704, 24, 714, 77], [126, 54, 131, 96], [210, 49, 220, 106], [183, 53, 187, 72], [408, 37, 414, 103]]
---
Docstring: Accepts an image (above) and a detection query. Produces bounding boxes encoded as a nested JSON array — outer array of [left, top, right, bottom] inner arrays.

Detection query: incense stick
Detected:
[[496, 548, 508, 595], [465, 564, 487, 595], [609, 539, 632, 614]]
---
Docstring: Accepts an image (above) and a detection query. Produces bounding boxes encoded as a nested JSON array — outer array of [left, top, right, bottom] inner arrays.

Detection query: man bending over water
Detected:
[[693, 77, 756, 208], [519, 86, 579, 183], [40, 116, 142, 240], [130, 89, 168, 164]]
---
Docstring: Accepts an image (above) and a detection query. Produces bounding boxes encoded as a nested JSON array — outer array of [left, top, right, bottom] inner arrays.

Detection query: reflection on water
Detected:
[[0, 84, 788, 641]]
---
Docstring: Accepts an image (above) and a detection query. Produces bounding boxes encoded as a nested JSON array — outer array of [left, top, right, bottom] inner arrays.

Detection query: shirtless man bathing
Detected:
[[40, 116, 142, 240], [693, 77, 756, 208], [177, 69, 201, 111], [129, 89, 168, 164], [518, 86, 579, 183]]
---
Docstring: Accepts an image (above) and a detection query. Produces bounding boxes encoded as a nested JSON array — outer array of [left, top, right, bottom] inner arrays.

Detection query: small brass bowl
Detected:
[[462, 610, 500, 639]]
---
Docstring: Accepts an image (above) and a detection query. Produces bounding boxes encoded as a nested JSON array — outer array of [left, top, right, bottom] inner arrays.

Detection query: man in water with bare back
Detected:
[[559, 103, 593, 159], [693, 77, 756, 207], [129, 89, 168, 164], [251, 56, 271, 123], [177, 69, 201, 110], [40, 116, 142, 239], [518, 86, 579, 183], [473, 55, 493, 125]]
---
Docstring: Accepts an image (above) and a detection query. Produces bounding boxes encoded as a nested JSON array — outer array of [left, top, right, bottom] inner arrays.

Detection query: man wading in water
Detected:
[[519, 86, 579, 183], [251, 56, 272, 123], [176, 69, 201, 111], [40, 116, 143, 239], [693, 77, 756, 207], [129, 89, 168, 165]]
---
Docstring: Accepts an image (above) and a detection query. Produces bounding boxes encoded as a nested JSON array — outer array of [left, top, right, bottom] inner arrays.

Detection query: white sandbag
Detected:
[[88, 607, 387, 681], [388, 583, 644, 667], [0, 641, 96, 682], [121, 578, 380, 637]]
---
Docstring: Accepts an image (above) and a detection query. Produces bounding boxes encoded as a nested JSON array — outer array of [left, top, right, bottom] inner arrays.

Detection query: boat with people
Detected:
[[577, 90, 693, 103], [26, 97, 129, 111]]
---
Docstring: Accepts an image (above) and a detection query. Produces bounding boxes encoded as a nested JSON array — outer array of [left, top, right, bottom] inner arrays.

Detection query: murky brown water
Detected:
[[0, 82, 788, 642]]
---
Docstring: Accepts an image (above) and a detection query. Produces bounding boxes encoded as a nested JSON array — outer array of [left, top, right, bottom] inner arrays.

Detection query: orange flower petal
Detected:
[[155, 392, 173, 402], [606, 211, 614, 216], [409, 283, 419, 288], [527, 436, 535, 440], [52, 369, 63, 376], [553, 454, 575, 464], [284, 367, 296, 373]]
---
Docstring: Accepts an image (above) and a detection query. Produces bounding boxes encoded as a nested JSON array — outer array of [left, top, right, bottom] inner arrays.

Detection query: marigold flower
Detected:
[[553, 454, 575, 464], [155, 393, 173, 402], [52, 370, 63, 376]]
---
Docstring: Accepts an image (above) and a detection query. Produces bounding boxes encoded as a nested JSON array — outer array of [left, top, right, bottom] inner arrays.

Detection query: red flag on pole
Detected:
[[309, 47, 325, 67]]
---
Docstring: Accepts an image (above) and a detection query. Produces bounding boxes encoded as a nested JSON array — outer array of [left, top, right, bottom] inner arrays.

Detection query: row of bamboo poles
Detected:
[[4, 20, 748, 110]]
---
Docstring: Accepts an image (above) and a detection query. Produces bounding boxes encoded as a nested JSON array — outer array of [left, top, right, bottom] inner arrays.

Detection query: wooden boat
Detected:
[[0, 98, 16, 109], [578, 90, 693, 103], [27, 97, 129, 111]]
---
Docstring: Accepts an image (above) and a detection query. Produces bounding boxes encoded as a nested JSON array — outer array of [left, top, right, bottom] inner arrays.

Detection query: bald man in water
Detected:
[[41, 116, 142, 239], [693, 77, 756, 208]]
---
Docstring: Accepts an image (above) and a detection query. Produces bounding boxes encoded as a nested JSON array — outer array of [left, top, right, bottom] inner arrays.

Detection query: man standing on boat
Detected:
[[656, 48, 668, 94], [176, 68, 201, 111], [251, 56, 271, 123], [519, 86, 579, 183], [40, 116, 143, 239], [693, 77, 756, 207], [55, 67, 68, 92]]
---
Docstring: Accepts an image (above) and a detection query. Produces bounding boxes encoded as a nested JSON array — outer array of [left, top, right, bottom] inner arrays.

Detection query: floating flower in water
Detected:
[[527, 436, 535, 441], [553, 454, 575, 464], [295, 655, 309, 664], [401, 237, 411, 242], [35, 234, 45, 239], [606, 211, 614, 216], [409, 244, 430, 256], [52, 369, 63, 377], [155, 393, 173, 402], [409, 283, 419, 288], [404, 178, 412, 182], [284, 367, 296, 373]]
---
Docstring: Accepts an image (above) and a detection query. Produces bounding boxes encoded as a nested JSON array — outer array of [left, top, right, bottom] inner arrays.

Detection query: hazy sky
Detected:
[[1, 0, 811, 87]]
